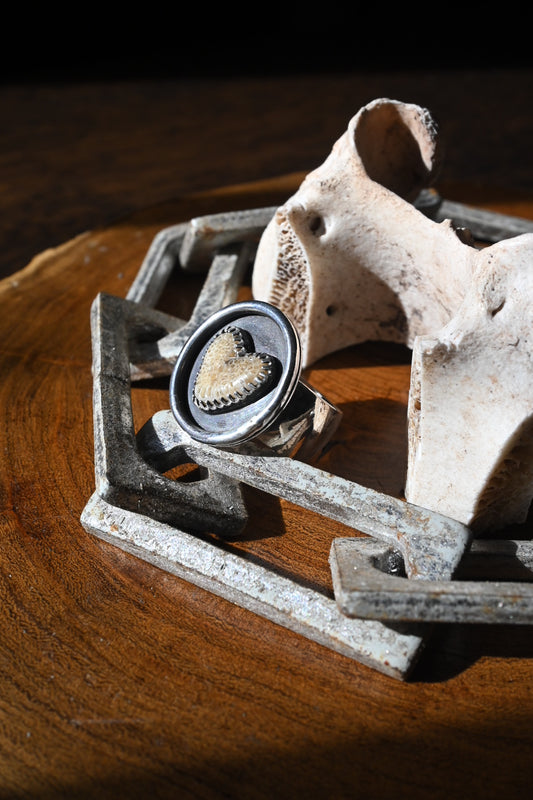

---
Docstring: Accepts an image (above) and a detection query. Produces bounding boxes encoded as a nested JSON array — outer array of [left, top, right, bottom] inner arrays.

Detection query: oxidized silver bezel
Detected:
[[169, 300, 302, 446]]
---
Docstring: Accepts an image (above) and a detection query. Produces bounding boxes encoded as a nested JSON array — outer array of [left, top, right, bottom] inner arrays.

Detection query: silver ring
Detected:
[[169, 300, 342, 460]]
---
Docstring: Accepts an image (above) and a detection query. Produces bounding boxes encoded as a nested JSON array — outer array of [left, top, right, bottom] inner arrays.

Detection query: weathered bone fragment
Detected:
[[405, 234, 533, 533], [252, 97, 533, 532], [252, 97, 478, 367]]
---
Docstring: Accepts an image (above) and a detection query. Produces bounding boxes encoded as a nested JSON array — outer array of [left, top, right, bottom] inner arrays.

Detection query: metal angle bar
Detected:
[[330, 537, 533, 624], [127, 208, 274, 313], [415, 190, 533, 242], [85, 290, 432, 679], [80, 492, 427, 681], [90, 291, 248, 537], [129, 246, 251, 380], [127, 224, 188, 307], [136, 410, 472, 583], [85, 258, 434, 680], [179, 207, 277, 272]]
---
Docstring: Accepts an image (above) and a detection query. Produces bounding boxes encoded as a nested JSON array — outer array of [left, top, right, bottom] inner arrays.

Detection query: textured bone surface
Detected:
[[252, 97, 478, 367], [405, 234, 533, 533]]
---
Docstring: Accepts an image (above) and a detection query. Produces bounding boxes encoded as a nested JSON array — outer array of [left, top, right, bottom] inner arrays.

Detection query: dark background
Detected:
[[2, 21, 532, 279], [3, 35, 532, 86]]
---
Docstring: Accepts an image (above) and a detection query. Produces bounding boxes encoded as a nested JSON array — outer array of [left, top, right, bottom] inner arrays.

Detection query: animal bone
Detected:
[[252, 97, 478, 367], [252, 97, 533, 532], [405, 234, 533, 533]]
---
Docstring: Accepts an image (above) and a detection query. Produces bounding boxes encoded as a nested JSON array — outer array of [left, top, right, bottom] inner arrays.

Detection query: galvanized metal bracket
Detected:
[[81, 194, 533, 680], [81, 491, 427, 680], [83, 235, 434, 679], [330, 537, 533, 625], [136, 410, 471, 582], [90, 290, 248, 538]]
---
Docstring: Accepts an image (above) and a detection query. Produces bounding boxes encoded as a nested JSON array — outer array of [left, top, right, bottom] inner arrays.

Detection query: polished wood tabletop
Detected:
[[1, 62, 533, 798]]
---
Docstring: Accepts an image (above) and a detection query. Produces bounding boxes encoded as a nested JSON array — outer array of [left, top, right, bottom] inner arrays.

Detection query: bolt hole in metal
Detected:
[[372, 549, 408, 577], [370, 539, 533, 584]]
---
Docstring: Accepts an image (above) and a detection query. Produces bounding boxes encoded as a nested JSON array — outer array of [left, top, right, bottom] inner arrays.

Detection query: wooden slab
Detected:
[[1, 176, 533, 799]]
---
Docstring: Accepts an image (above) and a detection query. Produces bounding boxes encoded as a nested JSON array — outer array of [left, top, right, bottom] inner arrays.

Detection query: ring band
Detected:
[[169, 300, 341, 460]]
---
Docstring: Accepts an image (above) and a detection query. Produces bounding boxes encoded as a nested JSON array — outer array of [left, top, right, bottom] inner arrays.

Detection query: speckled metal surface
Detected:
[[330, 538, 533, 624]]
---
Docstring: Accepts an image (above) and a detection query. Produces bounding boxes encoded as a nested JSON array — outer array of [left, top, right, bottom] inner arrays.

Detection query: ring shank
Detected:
[[257, 380, 342, 462]]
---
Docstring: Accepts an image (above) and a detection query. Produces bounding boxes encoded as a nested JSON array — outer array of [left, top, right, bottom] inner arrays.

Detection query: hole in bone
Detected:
[[309, 215, 326, 236], [491, 299, 505, 317], [326, 305, 337, 316], [353, 102, 436, 200]]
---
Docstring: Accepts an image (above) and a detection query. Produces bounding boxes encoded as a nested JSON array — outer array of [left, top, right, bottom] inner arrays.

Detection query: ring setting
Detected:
[[192, 324, 279, 412], [169, 300, 341, 460]]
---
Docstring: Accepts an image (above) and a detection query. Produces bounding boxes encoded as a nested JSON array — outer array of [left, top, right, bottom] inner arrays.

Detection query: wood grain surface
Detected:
[[1, 171, 533, 799]]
